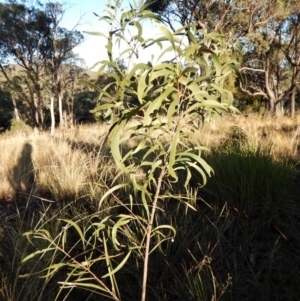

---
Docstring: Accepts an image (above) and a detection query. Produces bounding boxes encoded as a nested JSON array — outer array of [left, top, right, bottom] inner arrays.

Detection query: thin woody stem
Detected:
[[141, 166, 166, 301]]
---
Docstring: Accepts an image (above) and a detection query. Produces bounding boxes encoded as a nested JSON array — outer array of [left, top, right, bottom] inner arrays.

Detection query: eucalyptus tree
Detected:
[[0, 1, 52, 129], [146, 0, 240, 43], [0, 0, 84, 132], [238, 0, 300, 115], [0, 88, 14, 130], [0, 62, 22, 123], [280, 9, 300, 117], [147, 0, 300, 115], [43, 2, 83, 133], [146, 0, 237, 79]]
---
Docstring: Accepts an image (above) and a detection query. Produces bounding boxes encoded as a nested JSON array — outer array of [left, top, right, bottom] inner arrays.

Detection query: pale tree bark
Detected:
[[33, 92, 41, 130], [63, 110, 67, 130], [43, 2, 83, 133], [290, 88, 296, 118], [10, 96, 20, 121], [264, 56, 282, 115], [50, 94, 55, 135], [58, 92, 64, 130]]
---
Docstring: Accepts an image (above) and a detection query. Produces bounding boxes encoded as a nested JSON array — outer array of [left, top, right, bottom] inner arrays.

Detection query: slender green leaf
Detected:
[[143, 86, 176, 126], [112, 216, 133, 250], [59, 219, 85, 245], [155, 22, 176, 49], [102, 250, 132, 278], [168, 121, 182, 181], [21, 248, 56, 264], [99, 183, 128, 208]]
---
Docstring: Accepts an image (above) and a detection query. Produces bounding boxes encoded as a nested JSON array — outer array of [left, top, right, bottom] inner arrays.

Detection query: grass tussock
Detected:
[[0, 115, 300, 301], [198, 114, 300, 160], [0, 123, 121, 204]]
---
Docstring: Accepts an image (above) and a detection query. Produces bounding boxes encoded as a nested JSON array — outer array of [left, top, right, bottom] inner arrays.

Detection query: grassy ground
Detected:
[[0, 114, 300, 301]]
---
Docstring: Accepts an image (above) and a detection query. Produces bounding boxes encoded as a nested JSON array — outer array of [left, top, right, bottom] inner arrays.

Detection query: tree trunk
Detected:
[[50, 94, 55, 135], [11, 95, 20, 121], [58, 93, 64, 130], [274, 99, 282, 116], [33, 92, 40, 130], [290, 88, 296, 118], [65, 89, 74, 129], [264, 55, 282, 115], [63, 110, 68, 129], [269, 95, 275, 114], [35, 80, 44, 130], [70, 81, 75, 128]]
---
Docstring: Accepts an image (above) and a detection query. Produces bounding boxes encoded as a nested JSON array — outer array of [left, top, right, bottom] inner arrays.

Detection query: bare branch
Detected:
[[240, 67, 265, 73], [239, 81, 267, 98]]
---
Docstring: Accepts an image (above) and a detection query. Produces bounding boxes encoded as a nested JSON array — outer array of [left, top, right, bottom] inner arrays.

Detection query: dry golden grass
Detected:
[[196, 114, 300, 160], [0, 114, 299, 202], [0, 124, 114, 202], [1, 116, 300, 301]]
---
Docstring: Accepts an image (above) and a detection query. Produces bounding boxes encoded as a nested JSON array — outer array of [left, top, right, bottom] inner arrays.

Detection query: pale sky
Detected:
[[42, 0, 168, 70], [60, 0, 115, 68]]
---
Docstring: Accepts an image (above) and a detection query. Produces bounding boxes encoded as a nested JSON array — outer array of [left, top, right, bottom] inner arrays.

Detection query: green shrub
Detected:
[[9, 119, 32, 136]]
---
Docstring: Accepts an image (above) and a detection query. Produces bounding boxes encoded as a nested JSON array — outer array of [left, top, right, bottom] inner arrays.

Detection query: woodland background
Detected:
[[1, 0, 300, 133]]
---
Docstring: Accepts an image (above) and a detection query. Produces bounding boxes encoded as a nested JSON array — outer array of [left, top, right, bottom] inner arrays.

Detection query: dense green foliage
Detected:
[[0, 89, 13, 131]]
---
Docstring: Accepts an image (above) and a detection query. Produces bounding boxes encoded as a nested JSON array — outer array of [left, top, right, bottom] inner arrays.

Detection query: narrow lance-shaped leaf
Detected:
[[143, 86, 176, 126], [111, 216, 133, 251], [21, 248, 57, 264], [109, 119, 129, 171], [137, 69, 150, 103], [59, 219, 85, 247], [167, 92, 179, 127], [156, 45, 183, 63], [99, 183, 129, 208], [102, 250, 132, 278], [168, 121, 182, 181], [127, 62, 150, 80], [155, 22, 176, 49]]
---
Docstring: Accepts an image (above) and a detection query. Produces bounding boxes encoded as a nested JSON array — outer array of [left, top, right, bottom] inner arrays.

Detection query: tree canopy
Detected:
[[147, 0, 300, 115], [0, 0, 85, 131], [1, 0, 300, 133]]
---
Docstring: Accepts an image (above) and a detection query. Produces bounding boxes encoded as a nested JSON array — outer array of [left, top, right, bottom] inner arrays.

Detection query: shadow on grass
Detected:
[[8, 142, 35, 199]]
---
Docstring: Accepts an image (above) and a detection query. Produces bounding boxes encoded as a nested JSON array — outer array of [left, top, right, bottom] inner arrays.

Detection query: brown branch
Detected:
[[239, 81, 267, 98], [141, 166, 166, 301], [0, 63, 11, 82]]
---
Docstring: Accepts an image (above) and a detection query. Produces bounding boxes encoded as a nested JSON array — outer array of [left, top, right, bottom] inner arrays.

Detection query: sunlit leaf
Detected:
[[99, 183, 129, 208], [143, 86, 176, 126], [21, 248, 56, 264]]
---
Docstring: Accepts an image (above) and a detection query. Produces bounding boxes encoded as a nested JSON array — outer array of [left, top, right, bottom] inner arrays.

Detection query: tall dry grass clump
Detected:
[[0, 123, 114, 203], [193, 114, 300, 161], [1, 115, 300, 203]]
